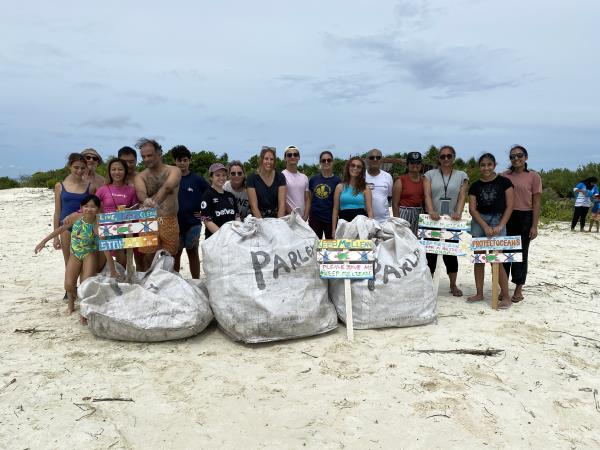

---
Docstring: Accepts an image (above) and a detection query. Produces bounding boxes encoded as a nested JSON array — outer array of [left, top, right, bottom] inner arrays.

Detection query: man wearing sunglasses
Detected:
[[308, 150, 340, 238], [81, 148, 106, 192], [365, 148, 393, 223], [282, 145, 310, 221]]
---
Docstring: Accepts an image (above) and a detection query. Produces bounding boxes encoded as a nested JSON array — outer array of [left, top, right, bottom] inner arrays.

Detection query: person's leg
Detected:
[[579, 207, 589, 230], [60, 230, 71, 266], [498, 264, 512, 309], [323, 220, 334, 239], [309, 215, 324, 238], [426, 252, 437, 275], [444, 255, 461, 296], [467, 262, 485, 301], [81, 253, 97, 281], [510, 211, 531, 300], [64, 255, 82, 314], [174, 247, 184, 272], [186, 247, 200, 279], [115, 250, 126, 268], [133, 249, 145, 270], [502, 212, 518, 281], [571, 207, 580, 230]]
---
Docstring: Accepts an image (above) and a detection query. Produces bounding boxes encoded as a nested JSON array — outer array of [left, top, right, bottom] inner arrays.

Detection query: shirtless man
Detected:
[[134, 138, 181, 270], [117, 146, 138, 186], [81, 148, 106, 192]]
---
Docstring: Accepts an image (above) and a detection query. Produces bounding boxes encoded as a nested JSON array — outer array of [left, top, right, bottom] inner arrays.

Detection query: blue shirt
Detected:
[[178, 173, 210, 230], [340, 185, 365, 210], [309, 174, 340, 223]]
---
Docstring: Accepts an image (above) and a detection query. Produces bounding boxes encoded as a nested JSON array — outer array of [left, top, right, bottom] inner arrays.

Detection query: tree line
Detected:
[[2, 145, 597, 222]]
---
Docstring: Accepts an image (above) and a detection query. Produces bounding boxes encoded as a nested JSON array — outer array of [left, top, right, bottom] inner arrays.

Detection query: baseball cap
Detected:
[[209, 163, 226, 174], [407, 152, 422, 163]]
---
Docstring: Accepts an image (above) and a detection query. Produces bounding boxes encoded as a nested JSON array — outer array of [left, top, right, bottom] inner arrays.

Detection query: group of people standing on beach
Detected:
[[36, 139, 548, 315]]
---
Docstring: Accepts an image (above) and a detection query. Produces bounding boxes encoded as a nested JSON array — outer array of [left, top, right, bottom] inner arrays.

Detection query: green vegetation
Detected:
[[4, 146, 598, 223]]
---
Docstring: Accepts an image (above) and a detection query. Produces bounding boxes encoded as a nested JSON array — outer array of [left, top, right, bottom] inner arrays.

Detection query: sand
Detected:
[[1, 187, 600, 449]]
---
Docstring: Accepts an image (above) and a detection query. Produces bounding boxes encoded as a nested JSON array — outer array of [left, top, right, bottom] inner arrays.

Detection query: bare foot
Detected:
[[498, 299, 512, 309], [79, 315, 88, 326], [450, 286, 463, 297], [467, 294, 484, 302], [64, 307, 74, 316]]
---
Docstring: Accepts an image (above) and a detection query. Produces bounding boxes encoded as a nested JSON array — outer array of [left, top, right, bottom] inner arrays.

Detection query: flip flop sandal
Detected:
[[511, 295, 524, 303], [450, 287, 463, 297]]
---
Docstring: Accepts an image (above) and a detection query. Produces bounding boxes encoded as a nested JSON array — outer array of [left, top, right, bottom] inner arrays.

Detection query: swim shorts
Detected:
[[179, 224, 202, 250], [139, 215, 180, 256]]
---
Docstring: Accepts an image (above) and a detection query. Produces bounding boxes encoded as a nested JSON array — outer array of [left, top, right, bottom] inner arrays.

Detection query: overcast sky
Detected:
[[1, 0, 598, 178]]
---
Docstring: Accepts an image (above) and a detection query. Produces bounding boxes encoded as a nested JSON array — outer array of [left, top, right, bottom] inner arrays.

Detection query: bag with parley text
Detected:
[[201, 211, 337, 343], [330, 216, 436, 329]]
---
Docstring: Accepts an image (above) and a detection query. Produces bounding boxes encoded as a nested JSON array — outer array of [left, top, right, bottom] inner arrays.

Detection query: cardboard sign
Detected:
[[418, 214, 470, 230], [98, 235, 158, 251], [317, 250, 374, 263], [419, 239, 468, 256], [470, 236, 522, 251], [319, 263, 374, 279], [417, 229, 463, 241], [100, 220, 158, 237], [98, 208, 157, 225], [319, 239, 374, 250], [471, 253, 523, 264]]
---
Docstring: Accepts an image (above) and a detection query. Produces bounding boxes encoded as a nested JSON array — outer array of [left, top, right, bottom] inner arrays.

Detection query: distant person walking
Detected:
[[171, 145, 209, 279], [308, 151, 340, 239], [365, 148, 393, 223], [392, 151, 424, 236], [81, 148, 105, 192], [331, 156, 373, 235], [247, 146, 286, 218], [502, 145, 542, 303], [134, 138, 181, 270], [224, 161, 250, 220], [571, 176, 599, 231], [423, 145, 469, 297], [282, 145, 310, 220], [467, 153, 514, 309]]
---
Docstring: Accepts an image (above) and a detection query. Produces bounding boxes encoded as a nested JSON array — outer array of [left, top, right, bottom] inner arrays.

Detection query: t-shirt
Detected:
[[502, 170, 542, 211], [224, 180, 250, 220], [468, 175, 514, 215], [398, 175, 424, 208], [282, 169, 309, 217], [199, 187, 239, 238], [309, 173, 341, 223], [425, 169, 469, 214], [246, 172, 286, 218], [178, 173, 210, 231], [592, 198, 600, 214], [96, 184, 138, 213], [573, 182, 598, 207], [366, 170, 393, 222]]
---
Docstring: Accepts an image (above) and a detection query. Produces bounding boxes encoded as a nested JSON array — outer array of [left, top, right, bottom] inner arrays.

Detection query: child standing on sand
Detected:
[[589, 194, 600, 232], [35, 194, 117, 315]]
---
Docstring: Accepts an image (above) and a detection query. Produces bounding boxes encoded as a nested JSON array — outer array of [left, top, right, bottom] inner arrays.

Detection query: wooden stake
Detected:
[[126, 248, 134, 283], [344, 278, 354, 341], [491, 252, 499, 310]]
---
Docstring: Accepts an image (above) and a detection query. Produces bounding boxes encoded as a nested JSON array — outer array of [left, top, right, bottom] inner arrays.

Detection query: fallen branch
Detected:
[[594, 389, 600, 413], [14, 327, 52, 334], [1, 378, 16, 391], [529, 282, 587, 296], [547, 330, 600, 343], [301, 351, 318, 359], [414, 348, 504, 356], [81, 397, 134, 403], [73, 403, 97, 421], [573, 308, 600, 316], [426, 414, 450, 419]]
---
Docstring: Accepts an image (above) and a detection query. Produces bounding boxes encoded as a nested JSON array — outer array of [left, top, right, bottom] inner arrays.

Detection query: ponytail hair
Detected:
[[509, 145, 529, 172]]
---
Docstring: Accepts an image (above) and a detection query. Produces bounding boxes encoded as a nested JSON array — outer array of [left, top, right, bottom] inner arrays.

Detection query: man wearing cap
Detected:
[[81, 148, 106, 192], [392, 151, 425, 236], [171, 145, 210, 279], [199, 163, 239, 239], [282, 145, 310, 221], [134, 138, 182, 271], [365, 148, 393, 223]]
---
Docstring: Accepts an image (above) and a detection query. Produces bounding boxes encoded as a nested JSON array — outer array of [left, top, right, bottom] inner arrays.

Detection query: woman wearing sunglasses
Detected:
[[423, 145, 469, 297], [224, 160, 250, 220], [501, 145, 542, 303], [81, 148, 106, 192], [331, 156, 373, 236], [308, 151, 340, 239]]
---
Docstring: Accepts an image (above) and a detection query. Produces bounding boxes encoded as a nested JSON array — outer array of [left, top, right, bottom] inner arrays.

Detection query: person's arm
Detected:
[[364, 188, 374, 219], [530, 192, 541, 240], [469, 195, 494, 238], [496, 187, 514, 236], [247, 186, 262, 218], [423, 176, 439, 220], [53, 182, 62, 249], [277, 185, 287, 218], [391, 178, 402, 217], [452, 177, 468, 220], [134, 173, 151, 206], [152, 166, 181, 205], [35, 222, 70, 254], [203, 220, 220, 234], [331, 184, 342, 236], [303, 189, 311, 222]]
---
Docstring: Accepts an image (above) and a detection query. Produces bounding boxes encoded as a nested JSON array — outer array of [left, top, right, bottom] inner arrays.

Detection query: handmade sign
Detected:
[[97, 208, 158, 282], [470, 236, 523, 310], [318, 239, 375, 341], [418, 214, 471, 297]]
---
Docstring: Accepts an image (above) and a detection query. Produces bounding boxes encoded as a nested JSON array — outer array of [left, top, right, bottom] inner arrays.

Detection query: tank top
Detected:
[[59, 182, 90, 223], [340, 185, 365, 210], [398, 174, 424, 207]]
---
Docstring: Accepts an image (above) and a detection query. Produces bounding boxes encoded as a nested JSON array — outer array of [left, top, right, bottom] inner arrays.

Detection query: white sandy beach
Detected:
[[1, 187, 600, 449]]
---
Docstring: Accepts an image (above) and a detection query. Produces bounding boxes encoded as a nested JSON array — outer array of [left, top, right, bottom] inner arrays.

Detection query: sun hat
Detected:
[[81, 148, 103, 164]]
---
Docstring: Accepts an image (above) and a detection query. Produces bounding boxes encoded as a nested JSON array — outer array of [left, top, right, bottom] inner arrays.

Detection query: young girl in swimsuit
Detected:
[[36, 195, 117, 316]]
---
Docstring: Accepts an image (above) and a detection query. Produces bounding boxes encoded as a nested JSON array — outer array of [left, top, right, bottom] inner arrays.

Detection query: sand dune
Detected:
[[1, 188, 600, 449]]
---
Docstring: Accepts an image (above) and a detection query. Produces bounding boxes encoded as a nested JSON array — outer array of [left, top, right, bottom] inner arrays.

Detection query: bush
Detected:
[[540, 190, 572, 222], [0, 176, 19, 189]]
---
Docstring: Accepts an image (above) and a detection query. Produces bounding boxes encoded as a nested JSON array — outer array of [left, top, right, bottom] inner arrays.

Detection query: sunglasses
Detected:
[[320, 158, 332, 163], [230, 171, 243, 176], [368, 155, 382, 161], [286, 152, 299, 158], [509, 153, 525, 160], [85, 155, 99, 161], [349, 163, 363, 170], [439, 154, 453, 160]]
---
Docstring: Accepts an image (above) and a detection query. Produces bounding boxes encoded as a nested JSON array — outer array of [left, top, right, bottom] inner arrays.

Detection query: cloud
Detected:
[[80, 116, 141, 130], [121, 90, 168, 106], [75, 81, 106, 89]]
